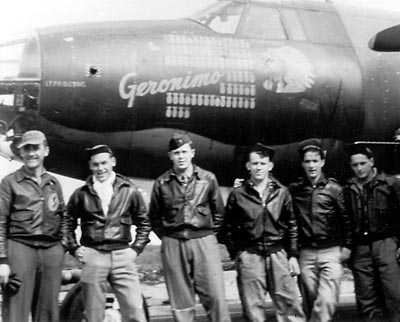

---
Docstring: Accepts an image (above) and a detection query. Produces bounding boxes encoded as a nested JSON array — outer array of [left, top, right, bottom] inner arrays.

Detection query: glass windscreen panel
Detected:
[[0, 35, 40, 80], [239, 6, 286, 40], [299, 10, 351, 45], [189, 1, 245, 34]]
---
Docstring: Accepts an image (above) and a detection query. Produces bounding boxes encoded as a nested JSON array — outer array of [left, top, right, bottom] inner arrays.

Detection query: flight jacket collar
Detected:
[[164, 164, 204, 182], [298, 173, 329, 188], [83, 173, 130, 194], [347, 168, 386, 192], [244, 175, 282, 197], [15, 166, 54, 184]]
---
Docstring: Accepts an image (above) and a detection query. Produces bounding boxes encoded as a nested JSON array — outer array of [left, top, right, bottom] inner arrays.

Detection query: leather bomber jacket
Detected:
[[344, 171, 400, 243], [149, 165, 224, 239], [289, 175, 352, 249], [67, 174, 151, 254], [0, 167, 70, 264], [222, 176, 298, 259]]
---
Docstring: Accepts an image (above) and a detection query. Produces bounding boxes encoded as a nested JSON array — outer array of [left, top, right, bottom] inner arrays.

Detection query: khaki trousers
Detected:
[[2, 240, 64, 322], [236, 250, 306, 322], [161, 234, 231, 322], [80, 247, 147, 322], [352, 237, 400, 322], [299, 246, 342, 322]]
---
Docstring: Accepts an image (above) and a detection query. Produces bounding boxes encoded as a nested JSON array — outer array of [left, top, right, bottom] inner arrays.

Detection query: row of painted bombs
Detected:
[[166, 93, 256, 109], [166, 44, 252, 58], [166, 34, 251, 49], [164, 55, 255, 69], [165, 97, 257, 119], [220, 83, 256, 95]]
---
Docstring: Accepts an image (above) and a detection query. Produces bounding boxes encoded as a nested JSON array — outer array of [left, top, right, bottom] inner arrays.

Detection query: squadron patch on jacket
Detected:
[[47, 192, 60, 211]]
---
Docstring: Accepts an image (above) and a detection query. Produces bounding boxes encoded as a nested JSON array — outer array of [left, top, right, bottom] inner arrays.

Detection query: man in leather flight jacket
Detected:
[[0, 130, 70, 322], [67, 145, 151, 322], [149, 133, 231, 322], [344, 144, 400, 322], [289, 138, 352, 322], [223, 143, 305, 322]]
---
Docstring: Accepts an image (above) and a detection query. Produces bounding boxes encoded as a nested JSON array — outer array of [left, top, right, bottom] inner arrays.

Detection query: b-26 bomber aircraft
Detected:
[[1, 0, 400, 187]]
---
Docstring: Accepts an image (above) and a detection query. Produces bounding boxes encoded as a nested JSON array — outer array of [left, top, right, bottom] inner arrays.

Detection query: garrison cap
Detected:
[[17, 130, 47, 149], [345, 143, 373, 159], [169, 133, 192, 151], [85, 144, 114, 160], [298, 138, 323, 155], [249, 143, 275, 160]]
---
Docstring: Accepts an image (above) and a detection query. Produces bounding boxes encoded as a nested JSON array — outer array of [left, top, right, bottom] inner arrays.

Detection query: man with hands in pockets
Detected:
[[67, 144, 151, 322]]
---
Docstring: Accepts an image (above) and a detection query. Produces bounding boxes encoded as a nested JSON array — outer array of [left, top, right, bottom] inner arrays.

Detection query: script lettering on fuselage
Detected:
[[119, 71, 224, 108]]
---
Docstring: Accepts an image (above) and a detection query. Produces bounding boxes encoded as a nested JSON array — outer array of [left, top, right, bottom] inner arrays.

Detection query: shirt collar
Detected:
[[300, 173, 328, 187], [348, 168, 382, 186], [15, 166, 48, 183], [92, 171, 116, 186], [167, 164, 201, 181], [246, 174, 280, 190]]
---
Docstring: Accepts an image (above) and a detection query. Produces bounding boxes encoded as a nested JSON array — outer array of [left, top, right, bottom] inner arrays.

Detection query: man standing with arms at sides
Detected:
[[344, 144, 400, 322], [223, 143, 305, 322], [0, 130, 70, 322], [149, 133, 231, 322], [289, 138, 352, 322], [67, 145, 151, 322]]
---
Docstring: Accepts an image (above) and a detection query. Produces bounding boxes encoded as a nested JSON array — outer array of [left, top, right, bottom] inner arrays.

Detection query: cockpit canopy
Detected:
[[189, 0, 350, 45]]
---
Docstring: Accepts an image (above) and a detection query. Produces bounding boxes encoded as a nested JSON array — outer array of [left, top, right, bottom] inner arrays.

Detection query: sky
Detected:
[[1, 0, 400, 42], [0, 0, 215, 41]]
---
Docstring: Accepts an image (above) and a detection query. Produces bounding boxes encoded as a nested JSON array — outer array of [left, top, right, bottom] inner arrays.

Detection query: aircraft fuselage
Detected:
[[1, 0, 400, 184]]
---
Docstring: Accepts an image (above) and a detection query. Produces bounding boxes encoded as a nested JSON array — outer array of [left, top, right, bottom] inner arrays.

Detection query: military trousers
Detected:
[[236, 249, 306, 322], [2, 240, 65, 322], [352, 237, 400, 322], [161, 234, 231, 322], [80, 247, 147, 322], [299, 246, 342, 322]]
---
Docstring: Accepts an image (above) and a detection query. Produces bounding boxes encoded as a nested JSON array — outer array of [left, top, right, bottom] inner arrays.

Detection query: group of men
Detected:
[[0, 130, 399, 322]]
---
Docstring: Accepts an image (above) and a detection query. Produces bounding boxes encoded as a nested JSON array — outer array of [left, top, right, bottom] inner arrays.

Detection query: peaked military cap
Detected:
[[298, 138, 323, 154], [345, 143, 373, 158], [17, 130, 47, 149], [169, 133, 192, 151], [249, 143, 275, 159], [85, 144, 114, 159]]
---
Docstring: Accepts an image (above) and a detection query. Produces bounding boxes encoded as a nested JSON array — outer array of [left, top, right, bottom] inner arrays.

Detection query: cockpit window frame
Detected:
[[189, 0, 351, 46], [237, 4, 288, 40], [280, 9, 307, 41], [188, 1, 247, 35], [294, 9, 352, 46]]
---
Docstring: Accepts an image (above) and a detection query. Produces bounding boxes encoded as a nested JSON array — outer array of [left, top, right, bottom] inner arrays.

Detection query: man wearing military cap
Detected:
[[344, 143, 400, 322], [222, 143, 305, 322], [149, 133, 231, 322], [289, 138, 352, 322], [0, 130, 71, 322], [67, 144, 151, 322]]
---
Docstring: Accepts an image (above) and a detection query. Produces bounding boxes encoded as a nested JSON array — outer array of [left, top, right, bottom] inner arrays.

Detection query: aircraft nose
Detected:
[[0, 29, 41, 161]]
